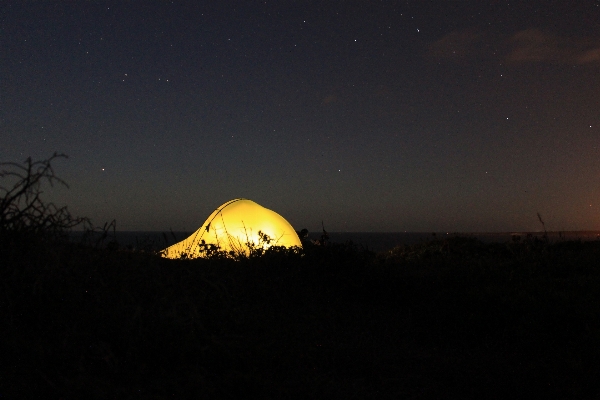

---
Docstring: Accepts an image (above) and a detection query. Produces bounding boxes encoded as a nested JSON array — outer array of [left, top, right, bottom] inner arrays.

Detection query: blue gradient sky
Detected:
[[2, 1, 599, 232]]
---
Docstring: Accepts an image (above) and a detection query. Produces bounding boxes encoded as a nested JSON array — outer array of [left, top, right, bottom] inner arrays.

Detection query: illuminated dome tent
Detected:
[[161, 198, 302, 259]]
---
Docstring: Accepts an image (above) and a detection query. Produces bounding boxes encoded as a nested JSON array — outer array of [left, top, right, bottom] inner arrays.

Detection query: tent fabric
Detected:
[[161, 198, 302, 259]]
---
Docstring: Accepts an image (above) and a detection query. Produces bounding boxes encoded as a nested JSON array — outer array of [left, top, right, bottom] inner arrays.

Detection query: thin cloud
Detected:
[[577, 47, 600, 64], [508, 29, 600, 65], [427, 31, 483, 63], [507, 29, 565, 63], [322, 94, 337, 105], [429, 28, 600, 66]]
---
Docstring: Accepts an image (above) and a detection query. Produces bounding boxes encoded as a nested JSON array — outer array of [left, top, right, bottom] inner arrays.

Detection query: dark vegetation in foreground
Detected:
[[2, 155, 600, 398], [4, 236, 600, 399]]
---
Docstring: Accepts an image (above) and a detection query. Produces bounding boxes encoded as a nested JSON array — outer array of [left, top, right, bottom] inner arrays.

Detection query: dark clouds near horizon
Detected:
[[1, 1, 599, 232]]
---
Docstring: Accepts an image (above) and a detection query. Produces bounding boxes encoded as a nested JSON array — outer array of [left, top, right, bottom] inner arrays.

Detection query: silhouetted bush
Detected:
[[0, 152, 89, 243]]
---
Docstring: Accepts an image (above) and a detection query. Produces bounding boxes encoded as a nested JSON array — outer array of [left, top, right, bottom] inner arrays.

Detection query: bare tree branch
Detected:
[[0, 152, 89, 240]]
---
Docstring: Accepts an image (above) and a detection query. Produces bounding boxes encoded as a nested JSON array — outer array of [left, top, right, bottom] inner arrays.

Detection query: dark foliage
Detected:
[[2, 235, 600, 399]]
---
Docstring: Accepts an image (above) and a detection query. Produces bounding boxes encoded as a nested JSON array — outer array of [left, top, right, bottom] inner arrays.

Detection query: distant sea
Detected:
[[71, 230, 600, 253]]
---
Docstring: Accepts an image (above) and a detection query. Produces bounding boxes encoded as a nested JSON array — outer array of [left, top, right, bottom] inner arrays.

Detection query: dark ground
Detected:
[[2, 235, 600, 399]]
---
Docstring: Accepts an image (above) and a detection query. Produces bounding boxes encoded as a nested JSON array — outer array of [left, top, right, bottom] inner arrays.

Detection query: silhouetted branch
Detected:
[[0, 152, 90, 240]]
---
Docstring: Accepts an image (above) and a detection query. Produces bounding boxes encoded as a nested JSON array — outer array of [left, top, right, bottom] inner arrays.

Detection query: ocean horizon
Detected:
[[70, 230, 600, 253]]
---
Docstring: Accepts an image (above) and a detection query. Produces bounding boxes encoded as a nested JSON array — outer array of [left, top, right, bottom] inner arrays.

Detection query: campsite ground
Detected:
[[2, 234, 600, 398]]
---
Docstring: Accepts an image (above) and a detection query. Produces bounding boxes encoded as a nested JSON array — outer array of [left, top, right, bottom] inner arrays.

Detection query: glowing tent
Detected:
[[161, 198, 302, 259]]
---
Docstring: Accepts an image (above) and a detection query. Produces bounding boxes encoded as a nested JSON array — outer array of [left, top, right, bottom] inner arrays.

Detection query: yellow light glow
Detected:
[[161, 198, 302, 259]]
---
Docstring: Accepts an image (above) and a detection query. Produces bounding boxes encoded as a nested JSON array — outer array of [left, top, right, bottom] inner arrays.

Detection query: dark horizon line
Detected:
[[71, 230, 600, 235]]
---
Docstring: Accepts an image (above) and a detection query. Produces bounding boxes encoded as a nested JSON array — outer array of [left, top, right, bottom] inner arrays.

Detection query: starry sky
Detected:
[[2, 1, 599, 232]]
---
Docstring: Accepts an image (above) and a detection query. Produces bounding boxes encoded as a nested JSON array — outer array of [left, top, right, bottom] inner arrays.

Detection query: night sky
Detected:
[[2, 1, 599, 232]]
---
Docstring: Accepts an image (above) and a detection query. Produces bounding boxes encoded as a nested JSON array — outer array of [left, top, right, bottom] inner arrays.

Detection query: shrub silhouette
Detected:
[[0, 152, 89, 242]]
